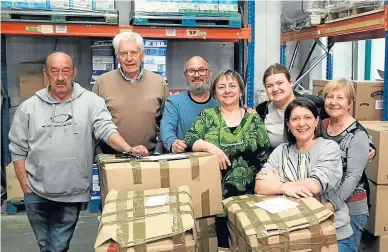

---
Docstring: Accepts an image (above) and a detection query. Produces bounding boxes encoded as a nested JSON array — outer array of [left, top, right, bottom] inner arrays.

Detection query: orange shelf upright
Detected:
[[0, 22, 251, 42], [281, 8, 385, 44]]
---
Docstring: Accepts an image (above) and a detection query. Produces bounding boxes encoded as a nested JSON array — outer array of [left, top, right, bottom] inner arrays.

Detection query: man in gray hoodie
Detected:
[[8, 52, 147, 252]]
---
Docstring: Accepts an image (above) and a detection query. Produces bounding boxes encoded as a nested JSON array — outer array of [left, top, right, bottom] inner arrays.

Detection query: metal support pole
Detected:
[[288, 41, 299, 71], [1, 35, 11, 168], [326, 39, 334, 80], [280, 45, 287, 66], [364, 40, 372, 80], [384, 30, 388, 120], [294, 52, 328, 87], [297, 40, 317, 80], [247, 1, 255, 108]]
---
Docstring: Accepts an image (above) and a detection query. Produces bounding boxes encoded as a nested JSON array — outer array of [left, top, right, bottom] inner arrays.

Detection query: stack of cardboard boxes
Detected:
[[359, 121, 388, 252], [95, 152, 222, 251], [312, 80, 384, 121]]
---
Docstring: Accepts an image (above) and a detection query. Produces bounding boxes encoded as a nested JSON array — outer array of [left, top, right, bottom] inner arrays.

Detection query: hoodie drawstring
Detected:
[[50, 104, 56, 137], [70, 95, 78, 134]]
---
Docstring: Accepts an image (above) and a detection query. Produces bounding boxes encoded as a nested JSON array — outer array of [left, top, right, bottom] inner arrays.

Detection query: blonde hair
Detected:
[[322, 78, 355, 104], [112, 31, 144, 56]]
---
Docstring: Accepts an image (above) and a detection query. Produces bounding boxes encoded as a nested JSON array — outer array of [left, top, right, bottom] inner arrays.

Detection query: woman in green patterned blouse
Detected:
[[184, 69, 270, 247]]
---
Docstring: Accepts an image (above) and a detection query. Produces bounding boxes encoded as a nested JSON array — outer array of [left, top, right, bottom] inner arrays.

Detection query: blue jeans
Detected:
[[24, 192, 83, 252], [338, 237, 357, 252], [350, 214, 368, 251]]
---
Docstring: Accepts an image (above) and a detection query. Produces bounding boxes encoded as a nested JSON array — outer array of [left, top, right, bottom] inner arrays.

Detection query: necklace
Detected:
[[327, 117, 351, 135]]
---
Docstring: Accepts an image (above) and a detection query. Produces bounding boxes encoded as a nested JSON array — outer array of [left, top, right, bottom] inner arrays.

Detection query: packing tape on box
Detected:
[[100, 188, 191, 250], [229, 195, 325, 247], [196, 218, 217, 252], [107, 242, 197, 252], [228, 222, 337, 251]]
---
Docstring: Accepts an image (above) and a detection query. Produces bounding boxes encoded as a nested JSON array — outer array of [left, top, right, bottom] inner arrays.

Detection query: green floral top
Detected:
[[184, 107, 270, 199]]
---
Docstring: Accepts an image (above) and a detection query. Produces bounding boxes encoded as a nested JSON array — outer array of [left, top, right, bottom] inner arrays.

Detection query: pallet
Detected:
[[1, 9, 118, 25], [327, 4, 381, 22], [7, 200, 25, 215], [131, 12, 242, 28]]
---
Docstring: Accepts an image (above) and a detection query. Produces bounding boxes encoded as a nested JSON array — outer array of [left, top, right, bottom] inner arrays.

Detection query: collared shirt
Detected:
[[119, 65, 144, 84]]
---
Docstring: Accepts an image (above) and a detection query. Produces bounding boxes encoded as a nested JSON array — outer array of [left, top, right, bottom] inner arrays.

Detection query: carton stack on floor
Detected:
[[223, 195, 338, 251], [313, 80, 384, 121], [359, 121, 388, 252], [95, 152, 222, 251], [95, 152, 341, 251]]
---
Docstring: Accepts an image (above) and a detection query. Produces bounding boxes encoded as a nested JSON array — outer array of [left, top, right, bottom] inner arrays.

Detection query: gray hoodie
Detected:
[[9, 83, 118, 202]]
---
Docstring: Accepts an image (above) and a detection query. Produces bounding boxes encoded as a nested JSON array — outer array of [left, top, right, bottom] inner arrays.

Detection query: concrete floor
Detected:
[[1, 207, 99, 252]]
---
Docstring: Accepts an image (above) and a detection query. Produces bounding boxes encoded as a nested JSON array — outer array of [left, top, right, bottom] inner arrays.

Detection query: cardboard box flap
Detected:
[[223, 195, 333, 238], [95, 186, 195, 249]]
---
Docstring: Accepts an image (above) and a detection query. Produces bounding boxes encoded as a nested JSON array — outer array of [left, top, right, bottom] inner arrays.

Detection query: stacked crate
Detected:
[[359, 121, 388, 252], [131, 0, 241, 28]]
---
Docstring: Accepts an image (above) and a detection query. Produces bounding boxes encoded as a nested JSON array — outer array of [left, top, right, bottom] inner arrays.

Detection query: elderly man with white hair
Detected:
[[93, 31, 169, 155]]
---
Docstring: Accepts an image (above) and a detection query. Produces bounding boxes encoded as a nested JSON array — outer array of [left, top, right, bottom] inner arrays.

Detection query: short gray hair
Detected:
[[112, 31, 144, 56], [210, 69, 245, 98]]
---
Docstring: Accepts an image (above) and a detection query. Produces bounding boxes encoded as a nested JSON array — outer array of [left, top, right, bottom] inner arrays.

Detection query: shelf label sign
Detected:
[[166, 29, 176, 37], [38, 25, 54, 34], [56, 25, 67, 34], [186, 30, 207, 37]]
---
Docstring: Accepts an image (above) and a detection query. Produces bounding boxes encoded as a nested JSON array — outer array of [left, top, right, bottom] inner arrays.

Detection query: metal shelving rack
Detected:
[[0, 4, 255, 168], [280, 4, 388, 121]]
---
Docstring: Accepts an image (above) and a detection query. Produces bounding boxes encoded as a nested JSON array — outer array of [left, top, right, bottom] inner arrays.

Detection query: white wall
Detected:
[[371, 38, 385, 80], [255, 0, 281, 92]]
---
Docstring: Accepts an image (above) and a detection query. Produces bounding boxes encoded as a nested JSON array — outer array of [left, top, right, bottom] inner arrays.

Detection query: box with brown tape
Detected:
[[94, 186, 196, 252], [97, 152, 222, 218], [223, 195, 338, 252], [195, 217, 218, 252]]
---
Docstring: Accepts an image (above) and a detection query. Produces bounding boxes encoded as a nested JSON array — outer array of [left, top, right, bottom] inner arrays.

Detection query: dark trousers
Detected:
[[216, 216, 230, 248], [24, 192, 83, 252]]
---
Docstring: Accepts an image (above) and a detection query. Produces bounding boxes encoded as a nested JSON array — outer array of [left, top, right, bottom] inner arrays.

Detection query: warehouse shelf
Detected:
[[0, 22, 251, 42], [280, 3, 388, 121], [281, 7, 386, 44]]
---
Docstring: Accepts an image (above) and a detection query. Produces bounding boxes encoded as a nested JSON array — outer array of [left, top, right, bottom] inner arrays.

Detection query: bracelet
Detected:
[[278, 181, 286, 195]]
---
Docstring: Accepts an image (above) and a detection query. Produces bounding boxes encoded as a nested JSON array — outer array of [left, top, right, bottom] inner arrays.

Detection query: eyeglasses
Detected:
[[186, 68, 209, 77], [49, 69, 73, 77]]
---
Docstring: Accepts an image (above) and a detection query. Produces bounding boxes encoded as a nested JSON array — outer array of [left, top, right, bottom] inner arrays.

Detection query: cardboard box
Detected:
[[92, 0, 115, 11], [19, 62, 49, 101], [353, 81, 383, 121], [94, 186, 196, 252], [360, 121, 388, 185], [6, 162, 24, 201], [179, 0, 200, 13], [195, 217, 218, 252], [97, 152, 222, 218], [199, 0, 218, 13], [48, 0, 70, 9], [360, 232, 388, 252], [223, 195, 337, 251], [366, 181, 388, 236], [218, 0, 238, 13]]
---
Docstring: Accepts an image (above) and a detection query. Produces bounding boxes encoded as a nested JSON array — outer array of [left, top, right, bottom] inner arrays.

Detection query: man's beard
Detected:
[[188, 82, 210, 95]]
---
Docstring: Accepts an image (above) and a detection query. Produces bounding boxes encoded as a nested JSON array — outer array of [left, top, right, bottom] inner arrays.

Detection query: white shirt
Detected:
[[265, 102, 286, 149]]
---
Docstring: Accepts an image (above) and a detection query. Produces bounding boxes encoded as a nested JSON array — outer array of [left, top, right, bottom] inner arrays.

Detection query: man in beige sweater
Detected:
[[93, 32, 169, 155]]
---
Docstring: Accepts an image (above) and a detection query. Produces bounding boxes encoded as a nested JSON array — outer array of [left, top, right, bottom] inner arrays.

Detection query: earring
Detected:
[[287, 128, 291, 132]]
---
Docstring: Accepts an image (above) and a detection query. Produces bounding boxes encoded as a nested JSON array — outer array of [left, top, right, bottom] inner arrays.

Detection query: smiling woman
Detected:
[[184, 69, 270, 248], [255, 97, 354, 251]]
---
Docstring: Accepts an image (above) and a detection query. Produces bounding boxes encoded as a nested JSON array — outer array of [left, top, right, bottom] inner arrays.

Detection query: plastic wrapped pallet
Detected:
[[97, 152, 223, 218], [281, 0, 326, 31], [223, 194, 338, 251], [95, 186, 196, 251], [326, 0, 382, 21]]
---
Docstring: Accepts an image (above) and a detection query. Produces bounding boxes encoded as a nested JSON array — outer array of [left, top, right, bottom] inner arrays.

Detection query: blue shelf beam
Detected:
[[246, 1, 255, 108], [364, 40, 372, 80], [280, 45, 286, 66]]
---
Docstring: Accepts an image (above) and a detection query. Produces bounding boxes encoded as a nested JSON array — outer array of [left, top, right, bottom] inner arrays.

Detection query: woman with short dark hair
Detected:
[[255, 97, 354, 251]]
